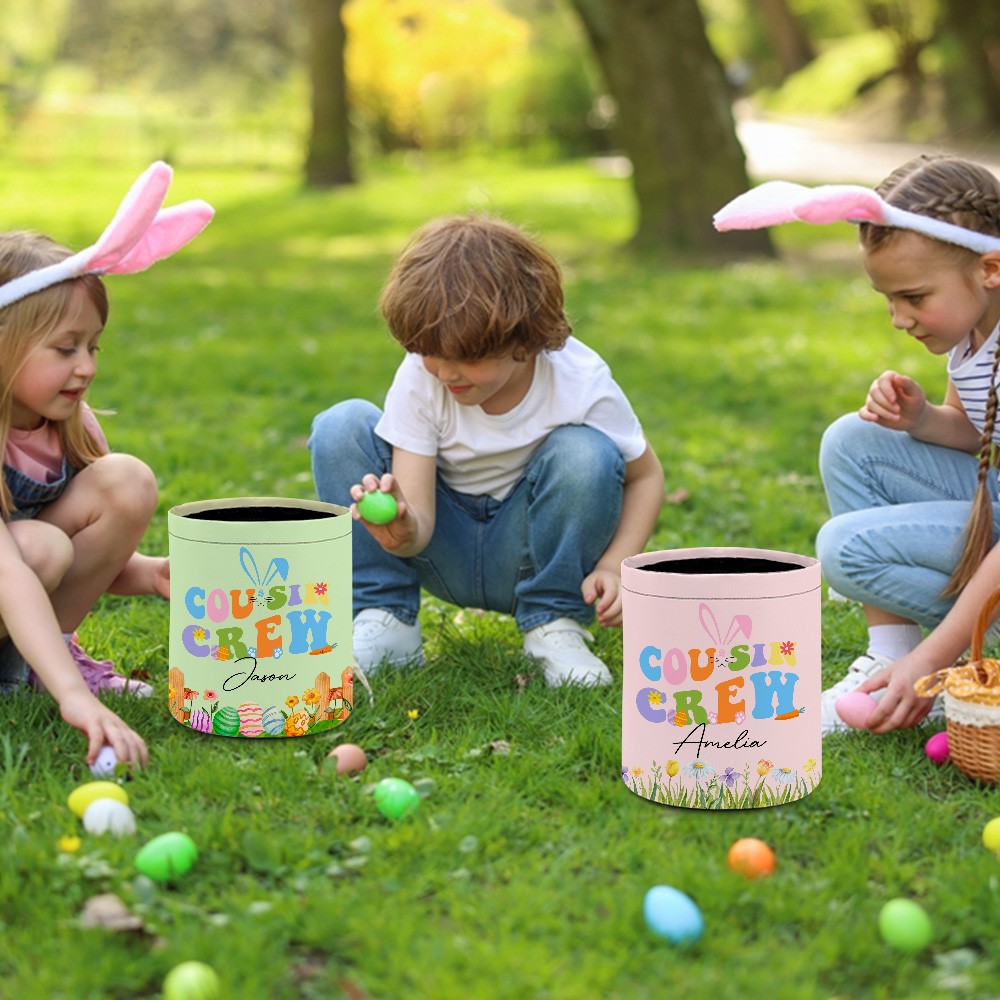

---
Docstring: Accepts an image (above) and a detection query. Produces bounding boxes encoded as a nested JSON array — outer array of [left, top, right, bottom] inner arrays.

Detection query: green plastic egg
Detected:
[[67, 781, 128, 819], [373, 777, 420, 820], [212, 704, 241, 736], [878, 898, 932, 953], [135, 831, 198, 882], [163, 960, 220, 1000], [358, 491, 398, 525]]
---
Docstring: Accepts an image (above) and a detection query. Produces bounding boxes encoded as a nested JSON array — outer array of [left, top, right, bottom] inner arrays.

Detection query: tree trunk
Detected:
[[570, 0, 773, 259], [754, 0, 815, 79], [303, 0, 355, 187], [938, 0, 1000, 132]]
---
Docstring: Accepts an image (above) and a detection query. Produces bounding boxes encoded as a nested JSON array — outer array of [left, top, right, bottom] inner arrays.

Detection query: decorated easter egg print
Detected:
[[82, 799, 137, 837], [924, 731, 950, 765], [135, 831, 198, 882], [727, 838, 776, 878], [358, 490, 398, 525], [237, 702, 264, 737], [878, 898, 932, 953], [373, 777, 420, 820], [189, 708, 212, 733], [212, 705, 241, 737], [89, 745, 119, 778], [68, 781, 128, 819], [284, 709, 310, 737], [261, 705, 285, 735], [643, 885, 704, 946], [835, 690, 878, 728], [163, 960, 221, 1000]]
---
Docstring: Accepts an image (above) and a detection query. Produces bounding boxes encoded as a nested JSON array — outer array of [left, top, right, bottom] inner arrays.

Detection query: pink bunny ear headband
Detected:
[[0, 161, 214, 311], [713, 180, 1000, 255]]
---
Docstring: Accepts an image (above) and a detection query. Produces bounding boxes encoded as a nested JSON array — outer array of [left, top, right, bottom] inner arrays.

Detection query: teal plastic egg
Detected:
[[212, 705, 241, 736], [135, 831, 198, 882], [163, 960, 220, 1000], [878, 898, 932, 953], [358, 491, 398, 525], [373, 777, 420, 820], [643, 885, 704, 946]]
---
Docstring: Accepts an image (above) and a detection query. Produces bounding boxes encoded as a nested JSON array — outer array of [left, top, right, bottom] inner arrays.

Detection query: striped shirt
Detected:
[[948, 322, 1000, 434]]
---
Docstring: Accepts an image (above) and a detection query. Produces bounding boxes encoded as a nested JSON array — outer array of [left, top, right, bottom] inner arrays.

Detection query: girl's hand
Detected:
[[58, 689, 148, 767], [582, 568, 623, 628], [349, 473, 417, 553], [859, 371, 928, 431], [152, 557, 170, 600], [856, 652, 935, 733]]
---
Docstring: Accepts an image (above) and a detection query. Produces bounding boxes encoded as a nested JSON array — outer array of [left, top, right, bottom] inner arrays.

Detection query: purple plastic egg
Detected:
[[924, 730, 950, 765]]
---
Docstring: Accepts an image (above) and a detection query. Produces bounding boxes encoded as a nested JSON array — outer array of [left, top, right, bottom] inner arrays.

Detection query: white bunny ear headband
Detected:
[[713, 180, 1000, 255], [0, 161, 214, 311]]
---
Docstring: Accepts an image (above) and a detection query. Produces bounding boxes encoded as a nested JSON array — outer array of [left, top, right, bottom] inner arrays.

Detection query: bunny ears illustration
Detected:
[[0, 161, 214, 311], [713, 180, 1000, 255]]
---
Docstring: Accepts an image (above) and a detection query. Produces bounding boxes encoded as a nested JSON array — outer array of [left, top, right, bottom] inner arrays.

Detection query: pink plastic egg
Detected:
[[924, 730, 950, 765], [835, 690, 878, 729]]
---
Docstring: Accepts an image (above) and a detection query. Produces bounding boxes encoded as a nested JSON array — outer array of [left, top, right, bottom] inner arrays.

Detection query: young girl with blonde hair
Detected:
[[0, 163, 212, 765], [715, 154, 1000, 733]]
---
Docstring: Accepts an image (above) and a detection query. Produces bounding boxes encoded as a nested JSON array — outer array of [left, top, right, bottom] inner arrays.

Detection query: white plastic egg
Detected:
[[82, 798, 137, 837]]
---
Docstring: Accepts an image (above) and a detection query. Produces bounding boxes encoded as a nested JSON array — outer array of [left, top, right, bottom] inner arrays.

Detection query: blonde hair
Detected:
[[379, 214, 571, 362], [0, 232, 109, 518], [861, 156, 1000, 597]]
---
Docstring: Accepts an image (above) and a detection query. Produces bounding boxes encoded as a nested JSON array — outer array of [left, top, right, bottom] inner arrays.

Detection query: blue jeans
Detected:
[[816, 413, 1000, 628], [308, 399, 625, 632]]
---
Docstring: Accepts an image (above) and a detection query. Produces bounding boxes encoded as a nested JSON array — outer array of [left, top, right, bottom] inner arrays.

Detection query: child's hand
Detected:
[[349, 473, 416, 552], [582, 568, 623, 628], [59, 689, 148, 767], [855, 652, 935, 732], [152, 557, 170, 600], [859, 371, 928, 430]]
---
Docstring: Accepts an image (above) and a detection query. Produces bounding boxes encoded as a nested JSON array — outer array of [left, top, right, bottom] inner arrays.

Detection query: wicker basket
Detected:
[[915, 586, 1000, 784]]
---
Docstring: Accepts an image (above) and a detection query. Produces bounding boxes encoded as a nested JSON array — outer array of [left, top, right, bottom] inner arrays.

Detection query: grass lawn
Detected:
[[1, 127, 999, 999]]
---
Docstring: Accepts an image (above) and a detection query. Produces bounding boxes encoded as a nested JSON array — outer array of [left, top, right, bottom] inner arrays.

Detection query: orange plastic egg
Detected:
[[727, 837, 776, 879], [327, 743, 368, 775]]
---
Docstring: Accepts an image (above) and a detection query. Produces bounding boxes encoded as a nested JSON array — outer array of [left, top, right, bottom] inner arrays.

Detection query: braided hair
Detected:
[[860, 155, 1000, 598]]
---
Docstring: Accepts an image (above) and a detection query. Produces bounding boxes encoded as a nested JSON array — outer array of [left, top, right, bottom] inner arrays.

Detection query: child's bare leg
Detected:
[[36, 454, 158, 632], [0, 520, 74, 641]]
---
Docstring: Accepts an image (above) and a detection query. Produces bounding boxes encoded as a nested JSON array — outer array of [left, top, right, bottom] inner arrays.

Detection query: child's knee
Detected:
[[310, 399, 380, 457], [531, 426, 623, 491], [9, 520, 74, 592], [89, 454, 158, 521], [819, 413, 877, 478]]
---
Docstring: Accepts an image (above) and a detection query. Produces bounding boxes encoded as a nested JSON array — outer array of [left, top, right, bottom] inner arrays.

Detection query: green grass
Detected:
[[1, 128, 999, 1000]]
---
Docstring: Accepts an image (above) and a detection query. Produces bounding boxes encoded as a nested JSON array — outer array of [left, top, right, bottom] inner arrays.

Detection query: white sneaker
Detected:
[[822, 652, 944, 736], [522, 618, 612, 687], [352, 610, 424, 672]]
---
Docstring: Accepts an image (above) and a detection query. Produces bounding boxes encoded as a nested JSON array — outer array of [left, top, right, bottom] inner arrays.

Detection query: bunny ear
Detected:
[[83, 162, 174, 273], [105, 201, 215, 275], [713, 180, 890, 231]]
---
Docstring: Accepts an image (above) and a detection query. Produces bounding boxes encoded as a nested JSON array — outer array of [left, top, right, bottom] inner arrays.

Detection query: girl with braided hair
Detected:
[[811, 155, 1000, 733]]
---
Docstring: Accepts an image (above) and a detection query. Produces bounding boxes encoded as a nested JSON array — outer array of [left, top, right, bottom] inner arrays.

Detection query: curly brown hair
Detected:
[[379, 214, 571, 362], [861, 155, 1000, 597]]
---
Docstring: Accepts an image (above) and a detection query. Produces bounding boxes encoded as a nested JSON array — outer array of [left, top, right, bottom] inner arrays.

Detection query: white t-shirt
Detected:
[[948, 320, 1000, 435], [375, 337, 648, 500]]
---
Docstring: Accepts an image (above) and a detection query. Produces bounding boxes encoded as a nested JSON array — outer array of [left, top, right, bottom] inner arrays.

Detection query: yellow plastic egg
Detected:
[[67, 781, 128, 819]]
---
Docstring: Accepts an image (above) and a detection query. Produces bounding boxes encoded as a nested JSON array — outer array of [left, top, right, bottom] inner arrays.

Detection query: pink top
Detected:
[[5, 406, 109, 483]]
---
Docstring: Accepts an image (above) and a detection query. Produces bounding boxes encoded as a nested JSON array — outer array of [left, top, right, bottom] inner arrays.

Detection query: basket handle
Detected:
[[971, 584, 1000, 661]]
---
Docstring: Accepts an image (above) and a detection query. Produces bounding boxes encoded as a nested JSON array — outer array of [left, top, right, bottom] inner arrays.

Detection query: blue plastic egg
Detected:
[[643, 885, 704, 946]]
